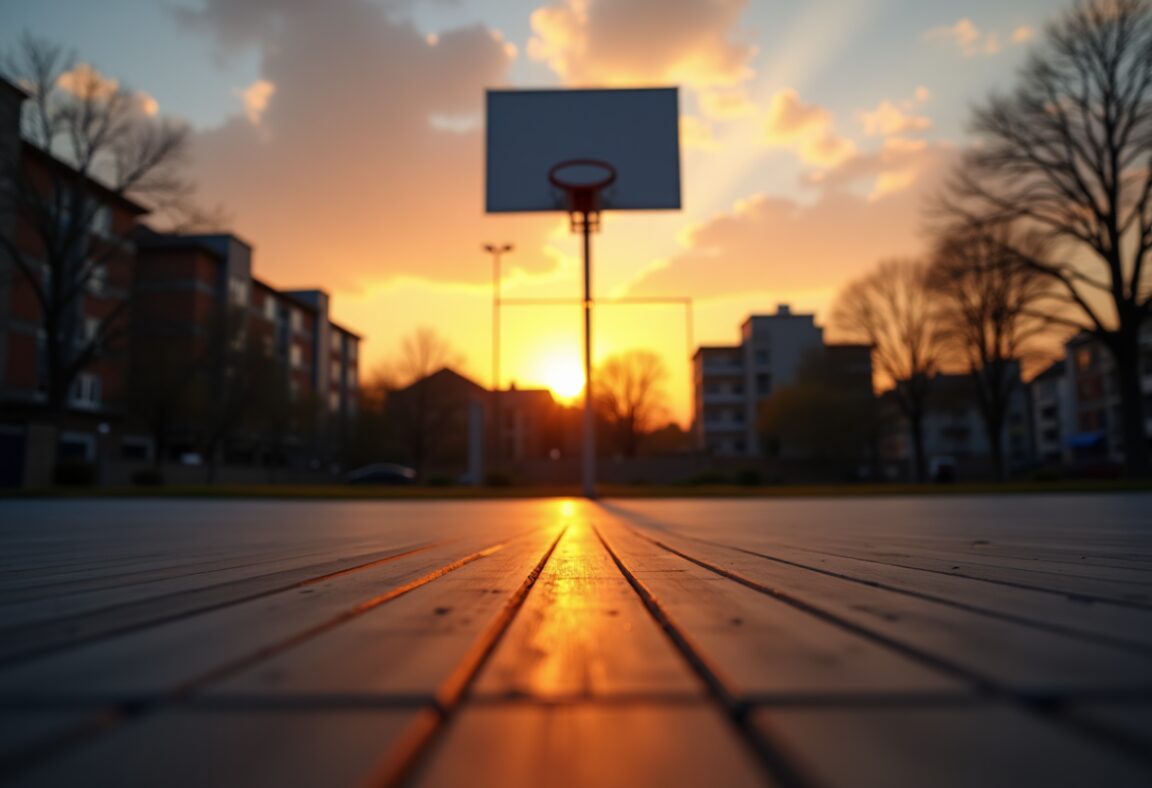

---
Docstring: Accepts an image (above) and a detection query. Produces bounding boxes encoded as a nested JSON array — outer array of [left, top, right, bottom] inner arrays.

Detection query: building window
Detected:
[[87, 264, 108, 296], [331, 331, 341, 351], [59, 432, 95, 462], [290, 309, 302, 333], [90, 205, 112, 238], [756, 373, 771, 394], [1076, 346, 1093, 371], [330, 360, 340, 381], [264, 295, 276, 321], [755, 349, 769, 365], [290, 344, 302, 369], [121, 436, 152, 461], [347, 367, 357, 388], [69, 373, 101, 410], [329, 390, 340, 412], [229, 278, 248, 306]]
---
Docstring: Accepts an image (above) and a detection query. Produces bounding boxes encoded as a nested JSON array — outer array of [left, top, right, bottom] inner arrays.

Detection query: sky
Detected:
[[3, 0, 1062, 424]]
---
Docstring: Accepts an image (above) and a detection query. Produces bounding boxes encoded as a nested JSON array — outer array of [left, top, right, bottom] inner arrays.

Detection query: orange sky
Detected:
[[5, 0, 1056, 425]]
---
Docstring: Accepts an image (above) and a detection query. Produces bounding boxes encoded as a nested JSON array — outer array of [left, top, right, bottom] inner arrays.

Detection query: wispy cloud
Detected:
[[763, 89, 856, 167], [235, 79, 275, 125], [926, 17, 1027, 57], [528, 0, 755, 87]]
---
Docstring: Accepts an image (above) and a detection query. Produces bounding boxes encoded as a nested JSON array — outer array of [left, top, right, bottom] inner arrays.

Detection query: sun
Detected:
[[541, 357, 585, 402]]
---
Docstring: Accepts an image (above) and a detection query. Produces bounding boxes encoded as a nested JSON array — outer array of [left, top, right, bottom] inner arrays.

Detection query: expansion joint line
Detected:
[[0, 539, 510, 782], [0, 541, 451, 668], [592, 523, 815, 788], [369, 525, 569, 788], [629, 526, 1152, 771]]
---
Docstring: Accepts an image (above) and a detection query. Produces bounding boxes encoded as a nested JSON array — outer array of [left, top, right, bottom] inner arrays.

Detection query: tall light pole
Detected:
[[483, 243, 513, 474]]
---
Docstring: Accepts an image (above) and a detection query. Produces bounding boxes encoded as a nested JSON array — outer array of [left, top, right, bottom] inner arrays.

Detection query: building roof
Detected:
[[21, 142, 150, 215], [692, 345, 738, 358], [329, 321, 361, 340], [134, 228, 226, 259], [1030, 360, 1066, 383], [1, 76, 28, 100], [397, 367, 487, 396]]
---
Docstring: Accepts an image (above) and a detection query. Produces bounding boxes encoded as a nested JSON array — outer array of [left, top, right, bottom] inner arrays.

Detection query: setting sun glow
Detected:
[[540, 357, 585, 402]]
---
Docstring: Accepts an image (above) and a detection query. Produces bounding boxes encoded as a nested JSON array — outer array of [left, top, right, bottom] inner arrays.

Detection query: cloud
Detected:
[[625, 139, 956, 301], [807, 137, 951, 200], [698, 88, 756, 119], [234, 79, 275, 125], [1012, 25, 1036, 43], [137, 92, 160, 117], [680, 115, 717, 150], [858, 87, 933, 137], [763, 89, 856, 167], [179, 0, 557, 292], [528, 0, 755, 87], [56, 62, 119, 100], [56, 63, 160, 117], [926, 18, 1041, 56]]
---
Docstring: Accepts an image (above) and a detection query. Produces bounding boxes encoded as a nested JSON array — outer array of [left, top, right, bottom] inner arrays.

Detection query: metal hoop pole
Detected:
[[581, 211, 596, 499]]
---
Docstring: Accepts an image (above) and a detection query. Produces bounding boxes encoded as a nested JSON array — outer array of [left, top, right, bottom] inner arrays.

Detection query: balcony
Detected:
[[701, 361, 743, 376], [702, 390, 745, 405]]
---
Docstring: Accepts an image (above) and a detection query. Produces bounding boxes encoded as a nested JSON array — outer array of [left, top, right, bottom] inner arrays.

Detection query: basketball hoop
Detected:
[[549, 158, 617, 233]]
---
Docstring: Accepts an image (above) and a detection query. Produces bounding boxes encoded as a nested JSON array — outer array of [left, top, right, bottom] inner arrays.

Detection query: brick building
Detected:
[[131, 230, 360, 475], [0, 79, 148, 486], [0, 76, 362, 486]]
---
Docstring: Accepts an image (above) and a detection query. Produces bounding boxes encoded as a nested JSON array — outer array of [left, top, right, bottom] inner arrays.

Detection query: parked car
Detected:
[[345, 463, 417, 485]]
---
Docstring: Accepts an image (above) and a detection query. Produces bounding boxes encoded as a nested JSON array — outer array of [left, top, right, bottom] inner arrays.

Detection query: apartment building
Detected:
[[0, 79, 149, 485], [878, 369, 1032, 480], [1029, 360, 1075, 465], [132, 231, 361, 470], [1051, 328, 1152, 466], [693, 305, 823, 456]]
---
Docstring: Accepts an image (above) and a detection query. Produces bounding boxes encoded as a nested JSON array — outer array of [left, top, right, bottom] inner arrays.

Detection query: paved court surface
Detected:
[[0, 495, 1150, 787]]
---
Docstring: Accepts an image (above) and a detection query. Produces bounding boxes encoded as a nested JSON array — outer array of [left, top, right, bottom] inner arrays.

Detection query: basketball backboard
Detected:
[[485, 88, 681, 214]]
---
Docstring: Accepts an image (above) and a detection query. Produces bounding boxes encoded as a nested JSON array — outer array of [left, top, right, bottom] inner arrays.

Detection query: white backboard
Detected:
[[486, 88, 681, 213]]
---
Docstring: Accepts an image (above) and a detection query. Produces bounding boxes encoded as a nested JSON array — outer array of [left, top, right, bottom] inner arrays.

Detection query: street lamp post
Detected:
[[483, 243, 513, 477]]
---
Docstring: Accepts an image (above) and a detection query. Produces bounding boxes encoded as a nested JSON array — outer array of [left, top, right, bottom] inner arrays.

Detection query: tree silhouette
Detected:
[[594, 349, 669, 458], [927, 224, 1054, 480], [832, 259, 942, 482], [384, 327, 471, 480], [940, 0, 1152, 476], [0, 36, 196, 417]]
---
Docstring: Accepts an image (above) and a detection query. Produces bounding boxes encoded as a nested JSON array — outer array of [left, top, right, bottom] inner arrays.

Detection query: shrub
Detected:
[[485, 471, 513, 487], [683, 470, 729, 486], [735, 468, 763, 486], [54, 461, 96, 486], [131, 468, 165, 486]]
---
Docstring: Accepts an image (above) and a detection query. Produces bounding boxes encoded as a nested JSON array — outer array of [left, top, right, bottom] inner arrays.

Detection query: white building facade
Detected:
[[693, 305, 824, 457]]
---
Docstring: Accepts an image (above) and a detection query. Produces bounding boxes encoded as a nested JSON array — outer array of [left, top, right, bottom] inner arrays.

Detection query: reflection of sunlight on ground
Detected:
[[6, 496, 1148, 786]]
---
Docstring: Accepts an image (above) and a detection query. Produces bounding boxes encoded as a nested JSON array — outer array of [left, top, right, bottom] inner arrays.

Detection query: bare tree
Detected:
[[385, 327, 469, 480], [758, 349, 877, 475], [395, 326, 464, 386], [939, 0, 1152, 476], [928, 224, 1055, 480], [0, 35, 194, 417], [594, 349, 669, 458], [832, 259, 942, 482]]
